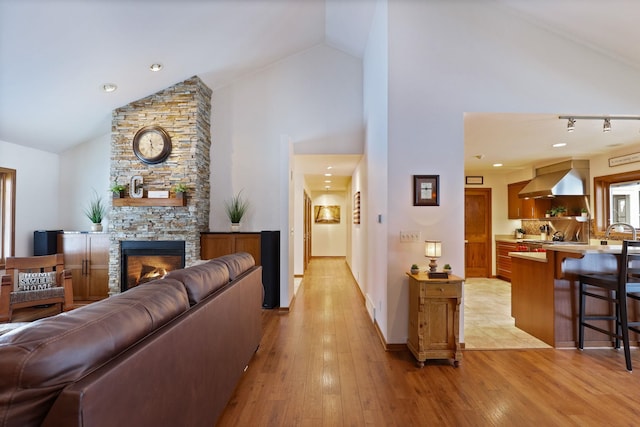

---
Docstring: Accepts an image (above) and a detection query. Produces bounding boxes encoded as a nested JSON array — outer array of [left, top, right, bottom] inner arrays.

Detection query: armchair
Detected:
[[0, 253, 74, 322]]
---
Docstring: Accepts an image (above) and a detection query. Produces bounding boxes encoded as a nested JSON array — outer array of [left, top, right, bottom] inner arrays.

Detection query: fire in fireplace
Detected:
[[120, 241, 185, 292]]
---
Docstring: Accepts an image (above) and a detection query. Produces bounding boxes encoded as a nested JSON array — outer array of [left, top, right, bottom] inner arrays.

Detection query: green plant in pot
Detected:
[[84, 190, 106, 232], [411, 264, 420, 274], [173, 183, 188, 199], [553, 206, 567, 217], [110, 182, 127, 198], [225, 190, 250, 232], [443, 264, 452, 274]]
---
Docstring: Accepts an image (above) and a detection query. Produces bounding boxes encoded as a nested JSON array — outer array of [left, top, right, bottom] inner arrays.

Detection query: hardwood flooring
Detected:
[[217, 257, 640, 427]]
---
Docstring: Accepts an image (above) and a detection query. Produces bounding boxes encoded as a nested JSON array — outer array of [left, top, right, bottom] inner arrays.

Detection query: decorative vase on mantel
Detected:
[[231, 223, 240, 233]]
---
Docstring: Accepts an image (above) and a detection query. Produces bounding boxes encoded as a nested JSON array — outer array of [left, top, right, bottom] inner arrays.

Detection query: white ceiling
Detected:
[[3, 1, 640, 189]]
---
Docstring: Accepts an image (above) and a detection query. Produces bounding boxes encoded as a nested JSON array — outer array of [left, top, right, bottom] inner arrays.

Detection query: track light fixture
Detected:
[[559, 115, 640, 133]]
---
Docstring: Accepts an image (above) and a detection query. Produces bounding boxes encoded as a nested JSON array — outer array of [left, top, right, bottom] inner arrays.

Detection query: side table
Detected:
[[406, 272, 463, 367]]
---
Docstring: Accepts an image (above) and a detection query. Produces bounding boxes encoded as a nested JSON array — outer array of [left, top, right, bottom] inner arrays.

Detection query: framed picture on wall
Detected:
[[413, 175, 439, 206]]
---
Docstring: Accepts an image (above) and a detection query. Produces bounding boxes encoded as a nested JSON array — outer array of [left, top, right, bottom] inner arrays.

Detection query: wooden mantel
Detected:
[[112, 197, 187, 207]]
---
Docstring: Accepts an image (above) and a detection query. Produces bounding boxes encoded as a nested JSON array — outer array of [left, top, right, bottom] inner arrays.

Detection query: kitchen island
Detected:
[[509, 244, 639, 348]]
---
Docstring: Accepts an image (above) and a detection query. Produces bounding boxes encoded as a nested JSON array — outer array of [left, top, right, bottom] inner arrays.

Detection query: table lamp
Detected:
[[425, 240, 442, 272]]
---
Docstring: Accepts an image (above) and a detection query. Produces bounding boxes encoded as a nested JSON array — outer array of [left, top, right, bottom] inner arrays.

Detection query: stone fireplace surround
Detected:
[[107, 76, 212, 295]]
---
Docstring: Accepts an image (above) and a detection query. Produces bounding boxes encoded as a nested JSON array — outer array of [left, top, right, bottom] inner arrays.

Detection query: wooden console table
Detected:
[[406, 272, 463, 367]]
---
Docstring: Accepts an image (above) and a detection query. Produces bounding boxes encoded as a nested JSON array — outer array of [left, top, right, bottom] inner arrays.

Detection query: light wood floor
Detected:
[[217, 257, 640, 427]]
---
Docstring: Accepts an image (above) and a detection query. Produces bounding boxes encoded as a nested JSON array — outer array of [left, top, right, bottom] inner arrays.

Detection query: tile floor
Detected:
[[464, 277, 551, 350]]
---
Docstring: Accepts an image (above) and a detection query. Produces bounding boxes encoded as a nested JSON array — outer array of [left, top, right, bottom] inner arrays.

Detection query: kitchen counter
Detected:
[[509, 246, 636, 348]]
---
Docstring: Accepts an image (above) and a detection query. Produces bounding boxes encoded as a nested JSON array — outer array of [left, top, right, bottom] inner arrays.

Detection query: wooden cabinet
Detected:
[[406, 272, 462, 367], [508, 180, 551, 219], [200, 232, 261, 265], [60, 233, 109, 301], [496, 241, 518, 281]]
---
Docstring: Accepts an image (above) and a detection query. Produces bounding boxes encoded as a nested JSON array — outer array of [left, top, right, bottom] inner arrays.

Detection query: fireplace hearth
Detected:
[[120, 241, 185, 292]]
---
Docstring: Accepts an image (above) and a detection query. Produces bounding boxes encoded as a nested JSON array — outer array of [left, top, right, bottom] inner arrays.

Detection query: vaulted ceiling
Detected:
[[3, 1, 640, 185]]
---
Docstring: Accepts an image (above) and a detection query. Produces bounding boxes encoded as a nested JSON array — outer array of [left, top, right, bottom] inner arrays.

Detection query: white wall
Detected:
[[362, 0, 388, 329], [380, 0, 640, 343], [58, 133, 111, 231], [310, 192, 347, 256], [0, 140, 61, 256], [208, 43, 364, 307]]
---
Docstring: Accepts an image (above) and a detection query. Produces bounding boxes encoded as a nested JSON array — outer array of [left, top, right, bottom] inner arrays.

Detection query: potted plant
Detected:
[[84, 190, 106, 232], [224, 190, 250, 232], [515, 228, 525, 238], [410, 264, 420, 274], [443, 264, 452, 275], [553, 206, 567, 217], [173, 183, 188, 199], [545, 209, 553, 218], [580, 207, 588, 217], [110, 182, 127, 198]]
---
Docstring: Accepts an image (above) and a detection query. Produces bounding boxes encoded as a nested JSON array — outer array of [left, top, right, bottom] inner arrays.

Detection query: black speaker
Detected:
[[33, 230, 62, 256], [260, 230, 280, 309]]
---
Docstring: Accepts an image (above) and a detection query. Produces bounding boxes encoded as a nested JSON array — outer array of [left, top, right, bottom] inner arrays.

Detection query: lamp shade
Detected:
[[425, 240, 442, 258]]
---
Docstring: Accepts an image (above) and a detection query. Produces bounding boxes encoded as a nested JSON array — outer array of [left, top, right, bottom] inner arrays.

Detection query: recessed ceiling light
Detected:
[[493, 163, 503, 167], [327, 166, 333, 170], [553, 143, 567, 148], [149, 63, 163, 72], [324, 173, 332, 177], [324, 180, 331, 183], [101, 83, 117, 93]]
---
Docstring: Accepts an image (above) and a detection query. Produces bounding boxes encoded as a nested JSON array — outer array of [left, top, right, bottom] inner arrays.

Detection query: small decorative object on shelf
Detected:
[[443, 264, 452, 275], [545, 210, 553, 218], [552, 206, 566, 217], [581, 208, 588, 217], [173, 183, 188, 200], [110, 182, 127, 199], [130, 175, 144, 198], [410, 264, 420, 274], [515, 228, 525, 238]]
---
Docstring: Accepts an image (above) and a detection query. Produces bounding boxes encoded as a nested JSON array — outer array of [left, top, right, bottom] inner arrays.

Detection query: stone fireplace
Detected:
[[108, 76, 212, 295]]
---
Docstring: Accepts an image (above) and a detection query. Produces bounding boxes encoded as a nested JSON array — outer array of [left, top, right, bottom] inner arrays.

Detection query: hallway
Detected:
[[217, 257, 640, 426]]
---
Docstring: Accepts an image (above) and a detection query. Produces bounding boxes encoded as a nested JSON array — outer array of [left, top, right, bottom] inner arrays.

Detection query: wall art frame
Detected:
[[413, 175, 439, 206]]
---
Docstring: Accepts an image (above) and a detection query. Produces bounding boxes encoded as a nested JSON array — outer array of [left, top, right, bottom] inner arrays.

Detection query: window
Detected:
[[0, 167, 16, 268], [594, 170, 640, 233]]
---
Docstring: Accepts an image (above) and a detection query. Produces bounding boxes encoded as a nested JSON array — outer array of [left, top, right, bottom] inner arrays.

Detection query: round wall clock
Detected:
[[132, 125, 172, 164]]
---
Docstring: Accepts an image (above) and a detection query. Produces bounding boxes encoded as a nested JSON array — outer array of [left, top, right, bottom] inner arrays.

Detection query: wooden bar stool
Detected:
[[578, 240, 640, 371]]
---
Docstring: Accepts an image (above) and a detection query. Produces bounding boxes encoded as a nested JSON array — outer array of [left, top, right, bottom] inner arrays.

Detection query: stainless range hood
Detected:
[[518, 159, 589, 198]]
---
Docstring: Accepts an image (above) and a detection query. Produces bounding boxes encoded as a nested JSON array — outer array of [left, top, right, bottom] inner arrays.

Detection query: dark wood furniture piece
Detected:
[[60, 233, 109, 301], [200, 232, 261, 265], [0, 254, 74, 322], [406, 272, 462, 367], [578, 240, 640, 371]]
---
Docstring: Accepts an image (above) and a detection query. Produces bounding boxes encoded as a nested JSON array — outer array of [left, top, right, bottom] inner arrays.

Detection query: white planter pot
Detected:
[[91, 223, 103, 232], [231, 223, 240, 232]]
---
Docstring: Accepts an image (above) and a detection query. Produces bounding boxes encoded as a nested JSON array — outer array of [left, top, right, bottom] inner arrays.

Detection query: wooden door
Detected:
[[465, 188, 492, 277], [61, 234, 88, 300], [86, 233, 109, 300]]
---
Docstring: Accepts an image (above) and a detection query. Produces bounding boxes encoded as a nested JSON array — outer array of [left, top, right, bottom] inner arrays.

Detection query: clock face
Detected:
[[133, 125, 172, 164]]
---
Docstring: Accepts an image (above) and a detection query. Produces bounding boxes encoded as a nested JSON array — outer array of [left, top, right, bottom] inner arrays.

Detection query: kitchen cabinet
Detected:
[[60, 233, 109, 301], [406, 272, 462, 367], [200, 232, 261, 265], [508, 180, 551, 219], [496, 240, 518, 281]]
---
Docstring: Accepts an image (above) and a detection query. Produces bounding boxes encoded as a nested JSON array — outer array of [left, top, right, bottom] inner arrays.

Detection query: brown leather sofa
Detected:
[[0, 252, 263, 427]]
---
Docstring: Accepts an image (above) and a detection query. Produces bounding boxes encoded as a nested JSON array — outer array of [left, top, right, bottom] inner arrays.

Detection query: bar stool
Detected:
[[578, 240, 640, 371]]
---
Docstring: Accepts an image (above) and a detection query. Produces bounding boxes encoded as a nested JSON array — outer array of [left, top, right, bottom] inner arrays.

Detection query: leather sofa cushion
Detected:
[[0, 278, 189, 427], [216, 252, 255, 280], [166, 259, 230, 305]]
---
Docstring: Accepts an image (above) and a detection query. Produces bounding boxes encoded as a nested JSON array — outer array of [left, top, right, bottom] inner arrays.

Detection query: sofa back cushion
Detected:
[[0, 278, 189, 427], [165, 259, 230, 305], [216, 252, 256, 280]]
